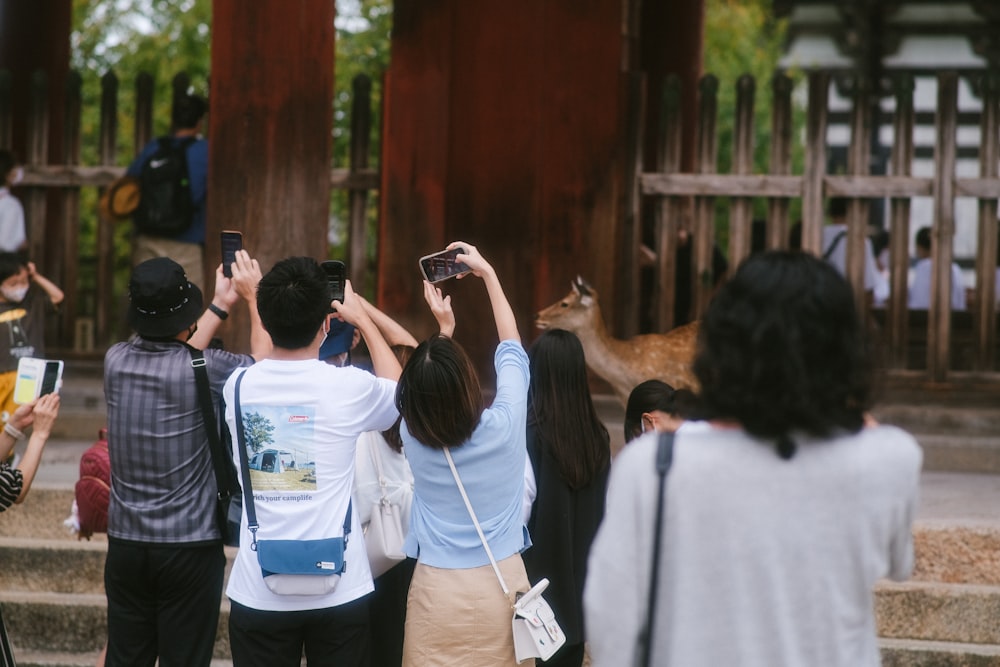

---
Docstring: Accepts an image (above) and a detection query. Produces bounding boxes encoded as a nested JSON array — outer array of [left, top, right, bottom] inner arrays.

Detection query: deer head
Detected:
[[535, 276, 601, 333]]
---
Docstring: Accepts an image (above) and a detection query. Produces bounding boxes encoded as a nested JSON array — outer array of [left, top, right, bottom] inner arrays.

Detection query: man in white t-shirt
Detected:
[[908, 226, 966, 311], [223, 256, 401, 667]]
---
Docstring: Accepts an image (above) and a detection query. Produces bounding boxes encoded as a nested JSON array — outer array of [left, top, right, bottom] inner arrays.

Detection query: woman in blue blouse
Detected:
[[396, 242, 532, 666]]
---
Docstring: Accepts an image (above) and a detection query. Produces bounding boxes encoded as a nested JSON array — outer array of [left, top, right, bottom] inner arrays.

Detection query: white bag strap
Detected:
[[443, 447, 511, 599], [368, 432, 390, 502]]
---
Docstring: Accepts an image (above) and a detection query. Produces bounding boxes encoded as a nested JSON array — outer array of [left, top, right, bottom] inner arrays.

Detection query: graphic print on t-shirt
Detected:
[[241, 404, 318, 491]]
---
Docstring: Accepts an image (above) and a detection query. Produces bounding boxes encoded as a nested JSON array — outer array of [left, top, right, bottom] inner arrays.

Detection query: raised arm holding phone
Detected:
[[396, 241, 533, 666]]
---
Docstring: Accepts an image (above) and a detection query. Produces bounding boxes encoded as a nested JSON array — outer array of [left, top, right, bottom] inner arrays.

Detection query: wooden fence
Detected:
[[629, 70, 1000, 385], [0, 70, 378, 357]]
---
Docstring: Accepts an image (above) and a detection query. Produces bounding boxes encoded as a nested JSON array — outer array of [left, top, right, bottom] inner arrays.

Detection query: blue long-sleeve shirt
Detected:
[[401, 340, 532, 569]]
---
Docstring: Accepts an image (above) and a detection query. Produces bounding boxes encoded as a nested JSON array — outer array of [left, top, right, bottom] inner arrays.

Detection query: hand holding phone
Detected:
[[221, 231, 243, 278], [418, 245, 471, 284], [321, 260, 347, 309], [13, 358, 63, 405]]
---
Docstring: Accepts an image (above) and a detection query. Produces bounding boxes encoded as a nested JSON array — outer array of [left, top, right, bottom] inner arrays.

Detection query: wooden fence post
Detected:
[[59, 71, 82, 349], [96, 71, 118, 346], [728, 74, 755, 270], [622, 70, 646, 338], [0, 71, 10, 148], [691, 74, 718, 319], [26, 71, 49, 267], [653, 74, 682, 331], [846, 75, 872, 315], [348, 74, 372, 295], [802, 72, 829, 256], [974, 72, 1000, 369], [767, 72, 793, 251], [887, 74, 915, 369], [929, 72, 959, 381]]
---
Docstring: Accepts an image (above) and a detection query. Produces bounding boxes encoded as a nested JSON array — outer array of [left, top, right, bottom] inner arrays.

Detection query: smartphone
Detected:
[[418, 246, 470, 284], [13, 358, 63, 405], [321, 260, 347, 308], [221, 231, 243, 278]]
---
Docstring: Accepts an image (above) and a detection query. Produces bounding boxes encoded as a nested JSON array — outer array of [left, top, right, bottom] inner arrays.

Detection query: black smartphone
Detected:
[[321, 260, 347, 308], [40, 360, 63, 396], [418, 246, 470, 283], [221, 231, 243, 278]]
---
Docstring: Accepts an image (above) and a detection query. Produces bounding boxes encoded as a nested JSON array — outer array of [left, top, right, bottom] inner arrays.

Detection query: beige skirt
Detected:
[[402, 554, 535, 667]]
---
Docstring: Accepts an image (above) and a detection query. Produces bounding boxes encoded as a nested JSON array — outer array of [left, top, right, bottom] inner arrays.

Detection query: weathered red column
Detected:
[[0, 0, 72, 270], [209, 1, 335, 350], [379, 0, 626, 378]]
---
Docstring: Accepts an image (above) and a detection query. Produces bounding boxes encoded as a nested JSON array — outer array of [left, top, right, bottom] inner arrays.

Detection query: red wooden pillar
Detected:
[[380, 0, 626, 377], [209, 1, 335, 350], [0, 0, 71, 271]]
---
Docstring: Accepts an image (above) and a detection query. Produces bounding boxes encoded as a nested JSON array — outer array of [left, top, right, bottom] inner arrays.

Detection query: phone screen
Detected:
[[419, 248, 469, 283], [321, 260, 346, 306], [40, 361, 62, 396], [12, 359, 40, 405], [221, 231, 243, 278]]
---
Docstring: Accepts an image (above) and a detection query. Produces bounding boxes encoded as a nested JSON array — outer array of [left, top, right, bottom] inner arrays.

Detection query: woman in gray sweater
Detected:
[[584, 250, 922, 667]]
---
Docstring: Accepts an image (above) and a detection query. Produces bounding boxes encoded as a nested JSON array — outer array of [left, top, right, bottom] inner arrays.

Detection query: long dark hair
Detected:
[[396, 335, 482, 449], [694, 250, 873, 459], [527, 329, 610, 489]]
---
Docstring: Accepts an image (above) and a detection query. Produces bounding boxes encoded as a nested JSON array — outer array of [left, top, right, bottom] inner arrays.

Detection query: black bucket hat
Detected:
[[127, 258, 203, 338]]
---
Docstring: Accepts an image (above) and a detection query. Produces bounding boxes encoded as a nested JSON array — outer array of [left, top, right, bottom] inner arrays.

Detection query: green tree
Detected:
[[703, 0, 805, 249], [242, 412, 275, 455], [70, 0, 393, 329]]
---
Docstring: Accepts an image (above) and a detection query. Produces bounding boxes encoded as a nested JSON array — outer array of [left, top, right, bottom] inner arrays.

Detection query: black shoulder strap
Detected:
[[637, 431, 675, 667], [822, 230, 847, 261], [231, 368, 351, 552], [189, 347, 236, 508]]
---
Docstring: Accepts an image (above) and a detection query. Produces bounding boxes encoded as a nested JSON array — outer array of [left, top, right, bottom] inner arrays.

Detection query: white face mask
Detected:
[[1, 286, 28, 303], [9, 167, 23, 185]]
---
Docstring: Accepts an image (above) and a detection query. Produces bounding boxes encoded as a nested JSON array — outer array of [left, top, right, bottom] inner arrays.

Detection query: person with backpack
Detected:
[[126, 93, 209, 293]]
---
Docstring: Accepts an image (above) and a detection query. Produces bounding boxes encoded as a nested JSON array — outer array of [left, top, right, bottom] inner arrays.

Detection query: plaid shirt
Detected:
[[104, 337, 251, 544]]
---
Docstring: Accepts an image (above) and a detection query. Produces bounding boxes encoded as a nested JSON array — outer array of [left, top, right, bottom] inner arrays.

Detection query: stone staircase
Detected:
[[1, 363, 999, 665]]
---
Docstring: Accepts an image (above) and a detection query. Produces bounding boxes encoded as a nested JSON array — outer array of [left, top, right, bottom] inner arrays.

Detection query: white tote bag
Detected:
[[354, 431, 413, 577]]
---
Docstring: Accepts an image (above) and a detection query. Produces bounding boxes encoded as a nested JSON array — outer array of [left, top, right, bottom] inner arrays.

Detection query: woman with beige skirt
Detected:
[[396, 242, 533, 666]]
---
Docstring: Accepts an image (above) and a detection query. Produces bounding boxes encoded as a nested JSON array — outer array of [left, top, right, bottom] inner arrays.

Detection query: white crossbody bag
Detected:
[[444, 447, 566, 663]]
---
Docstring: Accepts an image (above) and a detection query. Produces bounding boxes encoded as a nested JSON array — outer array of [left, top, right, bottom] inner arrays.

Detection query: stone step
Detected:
[[0, 590, 232, 660], [915, 435, 1000, 475], [0, 536, 238, 594], [13, 653, 235, 667], [873, 403, 1000, 437], [912, 522, 1000, 586], [876, 581, 1000, 645], [880, 638, 1000, 666]]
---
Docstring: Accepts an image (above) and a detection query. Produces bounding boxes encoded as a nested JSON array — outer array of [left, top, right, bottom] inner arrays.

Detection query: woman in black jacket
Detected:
[[523, 328, 611, 667]]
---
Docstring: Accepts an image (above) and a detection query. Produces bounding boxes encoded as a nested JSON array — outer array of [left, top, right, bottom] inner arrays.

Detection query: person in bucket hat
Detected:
[[103, 252, 269, 667]]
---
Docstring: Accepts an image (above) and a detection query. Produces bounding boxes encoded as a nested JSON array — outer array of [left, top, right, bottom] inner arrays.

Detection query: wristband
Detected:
[[208, 304, 229, 321], [4, 423, 24, 440]]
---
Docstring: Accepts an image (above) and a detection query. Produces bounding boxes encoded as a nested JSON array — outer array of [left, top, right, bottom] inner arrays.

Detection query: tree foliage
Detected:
[[703, 0, 805, 246], [242, 412, 275, 455]]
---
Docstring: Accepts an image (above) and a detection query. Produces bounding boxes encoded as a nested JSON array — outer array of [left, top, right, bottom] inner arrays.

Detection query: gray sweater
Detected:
[[584, 424, 922, 667]]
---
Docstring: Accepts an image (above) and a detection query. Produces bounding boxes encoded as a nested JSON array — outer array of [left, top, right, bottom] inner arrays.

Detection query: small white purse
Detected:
[[356, 432, 412, 577], [444, 448, 566, 663]]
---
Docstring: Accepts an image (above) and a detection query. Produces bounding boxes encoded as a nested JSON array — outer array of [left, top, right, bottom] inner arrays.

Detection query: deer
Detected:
[[535, 277, 699, 405]]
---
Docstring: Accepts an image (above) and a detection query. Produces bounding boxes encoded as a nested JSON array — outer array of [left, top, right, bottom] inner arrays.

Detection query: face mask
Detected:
[[185, 323, 198, 341], [1, 286, 27, 303], [9, 167, 23, 185]]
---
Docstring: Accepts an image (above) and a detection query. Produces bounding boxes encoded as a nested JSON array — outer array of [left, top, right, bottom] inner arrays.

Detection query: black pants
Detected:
[[104, 540, 225, 667], [229, 595, 371, 667], [369, 558, 415, 667]]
